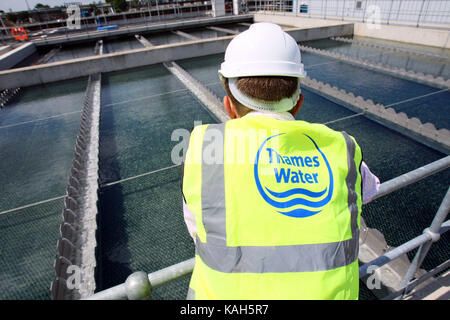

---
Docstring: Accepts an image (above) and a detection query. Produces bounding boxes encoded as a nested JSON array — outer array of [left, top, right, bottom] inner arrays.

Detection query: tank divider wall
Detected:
[[50, 40, 103, 300], [299, 45, 450, 90]]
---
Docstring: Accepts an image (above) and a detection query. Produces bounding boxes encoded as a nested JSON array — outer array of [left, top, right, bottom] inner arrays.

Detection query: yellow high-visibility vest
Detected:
[[182, 114, 363, 300]]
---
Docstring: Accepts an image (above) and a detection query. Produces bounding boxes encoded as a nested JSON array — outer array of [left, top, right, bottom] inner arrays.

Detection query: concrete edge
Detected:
[[0, 23, 355, 89], [32, 14, 253, 47], [301, 76, 450, 153], [0, 42, 36, 71], [299, 45, 450, 90]]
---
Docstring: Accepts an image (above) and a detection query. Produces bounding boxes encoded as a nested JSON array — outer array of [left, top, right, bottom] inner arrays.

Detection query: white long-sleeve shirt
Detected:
[[182, 111, 380, 242]]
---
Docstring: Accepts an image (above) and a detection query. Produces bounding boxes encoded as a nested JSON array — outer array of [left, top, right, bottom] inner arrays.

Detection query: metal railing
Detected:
[[0, 3, 214, 44], [359, 188, 450, 284], [249, 0, 450, 28], [85, 259, 195, 300], [85, 155, 450, 300]]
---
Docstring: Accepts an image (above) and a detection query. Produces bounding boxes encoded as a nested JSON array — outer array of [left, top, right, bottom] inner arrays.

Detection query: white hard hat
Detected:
[[218, 23, 306, 79]]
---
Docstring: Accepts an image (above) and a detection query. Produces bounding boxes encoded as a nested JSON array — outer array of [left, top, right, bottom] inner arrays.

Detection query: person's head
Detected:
[[218, 23, 306, 119], [222, 76, 304, 119]]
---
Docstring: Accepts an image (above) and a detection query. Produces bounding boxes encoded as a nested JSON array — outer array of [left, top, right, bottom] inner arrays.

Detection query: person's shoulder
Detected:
[[293, 120, 341, 134], [293, 121, 359, 145]]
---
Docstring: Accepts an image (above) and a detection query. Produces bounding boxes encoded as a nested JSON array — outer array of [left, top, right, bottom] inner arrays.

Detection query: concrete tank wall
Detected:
[[0, 42, 37, 71], [0, 23, 354, 89], [354, 22, 450, 49], [254, 12, 450, 49]]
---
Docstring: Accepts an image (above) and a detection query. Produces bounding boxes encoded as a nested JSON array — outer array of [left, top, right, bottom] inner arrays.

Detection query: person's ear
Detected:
[[224, 96, 239, 119], [290, 93, 304, 117]]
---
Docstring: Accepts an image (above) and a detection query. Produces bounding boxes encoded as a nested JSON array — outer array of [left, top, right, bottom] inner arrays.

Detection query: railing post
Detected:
[[362, 0, 367, 23], [387, 0, 394, 25], [399, 187, 450, 292], [416, 0, 426, 27], [396, 0, 403, 21]]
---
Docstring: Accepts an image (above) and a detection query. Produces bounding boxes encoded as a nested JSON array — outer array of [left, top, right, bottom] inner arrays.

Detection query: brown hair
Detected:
[[223, 76, 299, 117]]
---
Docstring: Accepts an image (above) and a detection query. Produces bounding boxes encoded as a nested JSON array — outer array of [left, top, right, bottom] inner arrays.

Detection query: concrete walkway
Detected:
[[405, 270, 450, 300]]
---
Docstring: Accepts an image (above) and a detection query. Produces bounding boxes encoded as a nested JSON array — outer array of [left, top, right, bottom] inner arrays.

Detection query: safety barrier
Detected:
[[84, 156, 450, 300], [81, 42, 447, 299], [300, 76, 450, 153], [360, 186, 450, 300], [250, 1, 450, 29], [299, 45, 450, 90], [31, 15, 252, 47], [80, 50, 448, 299], [331, 37, 449, 60], [50, 40, 103, 300], [11, 27, 28, 41]]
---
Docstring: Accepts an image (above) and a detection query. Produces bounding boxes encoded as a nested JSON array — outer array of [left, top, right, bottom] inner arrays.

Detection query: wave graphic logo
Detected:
[[254, 133, 334, 218]]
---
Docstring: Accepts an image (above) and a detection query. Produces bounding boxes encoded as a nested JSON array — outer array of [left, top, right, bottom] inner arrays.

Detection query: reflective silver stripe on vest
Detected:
[[201, 123, 227, 246], [197, 125, 360, 273], [196, 234, 358, 273], [341, 131, 360, 237]]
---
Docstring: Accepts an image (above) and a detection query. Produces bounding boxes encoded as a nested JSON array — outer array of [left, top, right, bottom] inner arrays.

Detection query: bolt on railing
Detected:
[[85, 155, 450, 300], [84, 258, 195, 300]]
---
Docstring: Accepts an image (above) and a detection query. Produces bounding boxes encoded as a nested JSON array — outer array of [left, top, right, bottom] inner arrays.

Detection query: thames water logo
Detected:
[[254, 133, 334, 218]]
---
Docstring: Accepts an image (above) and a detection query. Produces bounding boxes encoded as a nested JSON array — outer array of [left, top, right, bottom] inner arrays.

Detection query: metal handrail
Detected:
[[84, 258, 195, 300], [382, 259, 450, 300], [85, 155, 450, 300], [373, 156, 450, 200], [359, 220, 449, 277], [251, 0, 450, 29]]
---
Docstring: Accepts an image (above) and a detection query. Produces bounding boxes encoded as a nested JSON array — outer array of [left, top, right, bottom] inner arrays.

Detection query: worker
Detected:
[[181, 23, 380, 300]]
